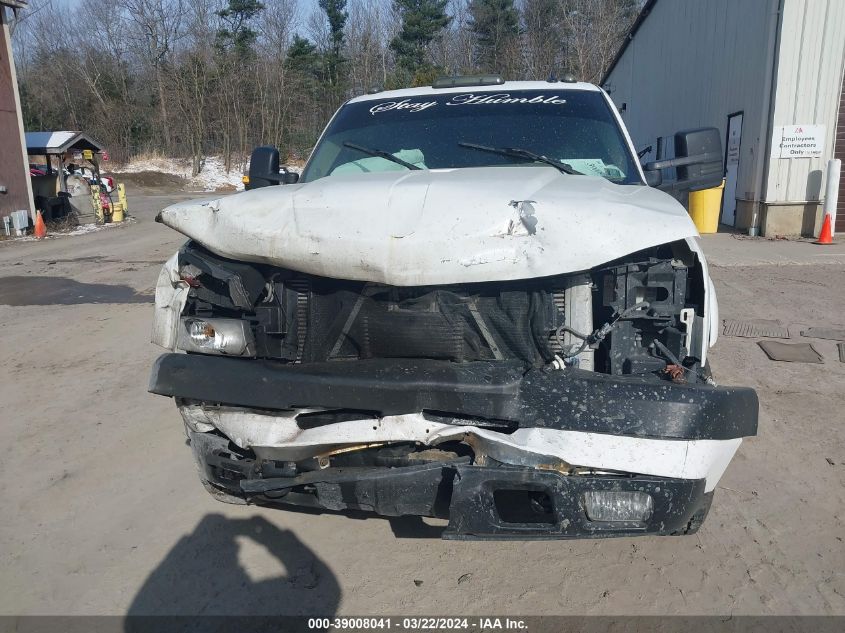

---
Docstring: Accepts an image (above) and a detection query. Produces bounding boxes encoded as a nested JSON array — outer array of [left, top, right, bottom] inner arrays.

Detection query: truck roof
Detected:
[[347, 80, 603, 105]]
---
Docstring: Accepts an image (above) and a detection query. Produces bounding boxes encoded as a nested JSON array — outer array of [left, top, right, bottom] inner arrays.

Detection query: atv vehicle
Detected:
[[150, 77, 757, 539]]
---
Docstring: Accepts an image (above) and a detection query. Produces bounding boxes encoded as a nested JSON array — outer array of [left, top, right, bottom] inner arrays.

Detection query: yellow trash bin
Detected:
[[688, 179, 725, 234]]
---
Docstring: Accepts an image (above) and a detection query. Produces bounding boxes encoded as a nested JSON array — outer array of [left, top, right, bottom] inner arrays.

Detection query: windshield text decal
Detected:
[[369, 99, 437, 115], [369, 93, 567, 115], [446, 93, 567, 106]]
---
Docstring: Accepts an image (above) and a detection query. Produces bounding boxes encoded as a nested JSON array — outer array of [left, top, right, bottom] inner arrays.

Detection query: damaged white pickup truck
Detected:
[[149, 77, 757, 539]]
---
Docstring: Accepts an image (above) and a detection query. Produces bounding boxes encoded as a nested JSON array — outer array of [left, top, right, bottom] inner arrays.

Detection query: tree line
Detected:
[[10, 0, 639, 174]]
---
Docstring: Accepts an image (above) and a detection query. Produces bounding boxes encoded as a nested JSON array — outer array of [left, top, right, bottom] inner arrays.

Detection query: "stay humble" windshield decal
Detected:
[[369, 93, 567, 115]]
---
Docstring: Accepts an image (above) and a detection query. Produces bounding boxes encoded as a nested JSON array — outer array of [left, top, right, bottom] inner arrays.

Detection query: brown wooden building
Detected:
[[0, 1, 33, 221]]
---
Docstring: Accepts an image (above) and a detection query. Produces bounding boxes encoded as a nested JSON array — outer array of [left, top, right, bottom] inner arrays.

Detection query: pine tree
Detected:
[[318, 0, 348, 86], [286, 35, 320, 77], [468, 0, 519, 74], [215, 0, 265, 57], [390, 0, 452, 80]]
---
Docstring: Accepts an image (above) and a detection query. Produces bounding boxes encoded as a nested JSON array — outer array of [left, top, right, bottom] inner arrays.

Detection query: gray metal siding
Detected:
[[604, 0, 779, 202], [764, 0, 845, 203], [836, 70, 845, 232]]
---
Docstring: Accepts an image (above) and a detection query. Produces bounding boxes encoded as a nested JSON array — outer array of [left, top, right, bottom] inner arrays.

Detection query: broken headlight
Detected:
[[176, 317, 256, 356]]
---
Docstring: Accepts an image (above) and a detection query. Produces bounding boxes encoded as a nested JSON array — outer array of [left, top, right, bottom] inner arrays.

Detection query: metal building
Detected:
[[602, 0, 845, 237]]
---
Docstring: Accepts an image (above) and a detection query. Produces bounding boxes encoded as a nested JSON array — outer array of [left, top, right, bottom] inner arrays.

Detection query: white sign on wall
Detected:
[[772, 125, 825, 158]]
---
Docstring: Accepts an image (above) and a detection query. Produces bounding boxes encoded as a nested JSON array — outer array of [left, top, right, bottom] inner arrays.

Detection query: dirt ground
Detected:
[[0, 188, 843, 617]]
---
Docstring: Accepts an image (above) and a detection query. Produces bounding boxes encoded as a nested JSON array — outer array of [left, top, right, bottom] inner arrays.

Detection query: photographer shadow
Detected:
[[126, 513, 340, 622]]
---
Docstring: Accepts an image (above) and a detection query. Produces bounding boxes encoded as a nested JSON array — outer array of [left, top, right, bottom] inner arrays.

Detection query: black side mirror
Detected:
[[644, 127, 723, 192], [643, 169, 662, 187], [281, 171, 299, 184], [674, 127, 723, 191], [248, 146, 280, 190], [246, 146, 300, 189]]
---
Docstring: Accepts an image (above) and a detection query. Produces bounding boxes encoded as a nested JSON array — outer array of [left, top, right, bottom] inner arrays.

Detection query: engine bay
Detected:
[[174, 239, 709, 383]]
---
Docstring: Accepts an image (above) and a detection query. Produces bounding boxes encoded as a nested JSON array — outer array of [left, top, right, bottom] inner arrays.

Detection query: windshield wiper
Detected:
[[343, 142, 421, 170], [458, 142, 581, 175]]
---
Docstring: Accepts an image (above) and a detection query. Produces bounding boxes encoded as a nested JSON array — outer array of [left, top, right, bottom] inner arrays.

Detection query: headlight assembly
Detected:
[[176, 317, 256, 356]]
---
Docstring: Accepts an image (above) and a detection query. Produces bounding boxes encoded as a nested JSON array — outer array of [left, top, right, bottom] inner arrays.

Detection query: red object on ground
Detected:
[[815, 214, 833, 245], [34, 210, 47, 239]]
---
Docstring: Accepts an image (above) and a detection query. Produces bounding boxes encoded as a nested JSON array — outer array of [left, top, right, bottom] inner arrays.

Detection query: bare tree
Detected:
[[119, 0, 186, 151], [346, 0, 393, 94], [520, 0, 563, 79], [559, 0, 639, 83], [10, 0, 640, 164]]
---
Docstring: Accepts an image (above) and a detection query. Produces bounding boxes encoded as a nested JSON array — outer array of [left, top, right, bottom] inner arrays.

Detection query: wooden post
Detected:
[[0, 3, 35, 220]]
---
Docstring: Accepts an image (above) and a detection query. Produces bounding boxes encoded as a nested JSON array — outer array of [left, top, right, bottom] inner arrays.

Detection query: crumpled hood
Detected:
[[158, 166, 698, 285]]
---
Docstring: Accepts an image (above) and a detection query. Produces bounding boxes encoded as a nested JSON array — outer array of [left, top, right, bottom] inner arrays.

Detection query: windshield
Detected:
[[300, 89, 642, 184]]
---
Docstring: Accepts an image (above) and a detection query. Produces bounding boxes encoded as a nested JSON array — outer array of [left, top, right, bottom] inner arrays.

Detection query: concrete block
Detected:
[[760, 202, 823, 237]]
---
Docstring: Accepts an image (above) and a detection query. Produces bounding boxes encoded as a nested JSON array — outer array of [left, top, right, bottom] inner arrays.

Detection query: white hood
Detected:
[[158, 166, 698, 285]]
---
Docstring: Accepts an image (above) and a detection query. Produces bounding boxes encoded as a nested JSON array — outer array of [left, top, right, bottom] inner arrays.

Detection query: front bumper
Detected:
[[150, 353, 758, 440], [189, 427, 711, 539], [151, 353, 757, 539]]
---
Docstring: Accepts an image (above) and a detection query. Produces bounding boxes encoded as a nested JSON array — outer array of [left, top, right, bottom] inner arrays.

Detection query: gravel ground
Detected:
[[0, 190, 843, 617]]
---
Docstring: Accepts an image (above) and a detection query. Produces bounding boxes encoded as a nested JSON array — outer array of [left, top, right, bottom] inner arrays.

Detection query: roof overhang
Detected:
[[25, 131, 105, 156]]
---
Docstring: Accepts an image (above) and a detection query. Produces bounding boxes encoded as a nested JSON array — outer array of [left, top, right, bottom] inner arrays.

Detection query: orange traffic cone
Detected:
[[815, 213, 833, 245], [34, 210, 47, 239]]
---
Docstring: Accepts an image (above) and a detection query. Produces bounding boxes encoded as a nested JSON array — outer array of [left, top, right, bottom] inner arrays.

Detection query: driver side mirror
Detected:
[[643, 127, 723, 192], [247, 145, 299, 190]]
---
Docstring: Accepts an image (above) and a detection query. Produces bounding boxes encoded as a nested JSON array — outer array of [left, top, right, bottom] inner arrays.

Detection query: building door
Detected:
[[721, 112, 743, 226]]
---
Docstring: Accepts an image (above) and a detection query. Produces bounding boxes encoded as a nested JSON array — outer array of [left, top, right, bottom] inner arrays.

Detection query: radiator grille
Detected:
[[548, 288, 566, 355], [287, 278, 311, 363], [277, 277, 580, 366]]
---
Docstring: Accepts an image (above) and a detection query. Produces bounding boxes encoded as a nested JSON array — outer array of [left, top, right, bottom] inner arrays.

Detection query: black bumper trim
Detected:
[[189, 428, 709, 539], [443, 465, 706, 539], [151, 353, 757, 440]]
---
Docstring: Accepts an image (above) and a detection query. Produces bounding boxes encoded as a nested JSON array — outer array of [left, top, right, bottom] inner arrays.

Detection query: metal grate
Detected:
[[548, 288, 566, 355], [722, 319, 789, 339], [287, 278, 311, 363]]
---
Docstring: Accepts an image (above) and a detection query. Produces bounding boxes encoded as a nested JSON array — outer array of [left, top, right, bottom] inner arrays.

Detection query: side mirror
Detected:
[[248, 146, 280, 190], [674, 127, 723, 191], [643, 169, 662, 187], [246, 146, 300, 189], [644, 127, 723, 192]]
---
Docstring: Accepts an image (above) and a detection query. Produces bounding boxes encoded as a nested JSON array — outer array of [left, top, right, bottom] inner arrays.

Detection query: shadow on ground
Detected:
[[0, 276, 152, 305], [126, 514, 340, 619], [238, 502, 447, 539]]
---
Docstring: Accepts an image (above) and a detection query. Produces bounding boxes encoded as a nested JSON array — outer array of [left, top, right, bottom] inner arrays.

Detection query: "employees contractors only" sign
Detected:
[[772, 124, 826, 158]]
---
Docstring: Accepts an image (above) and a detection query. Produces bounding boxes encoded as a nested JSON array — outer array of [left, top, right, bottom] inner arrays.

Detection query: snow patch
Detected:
[[113, 156, 247, 192]]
